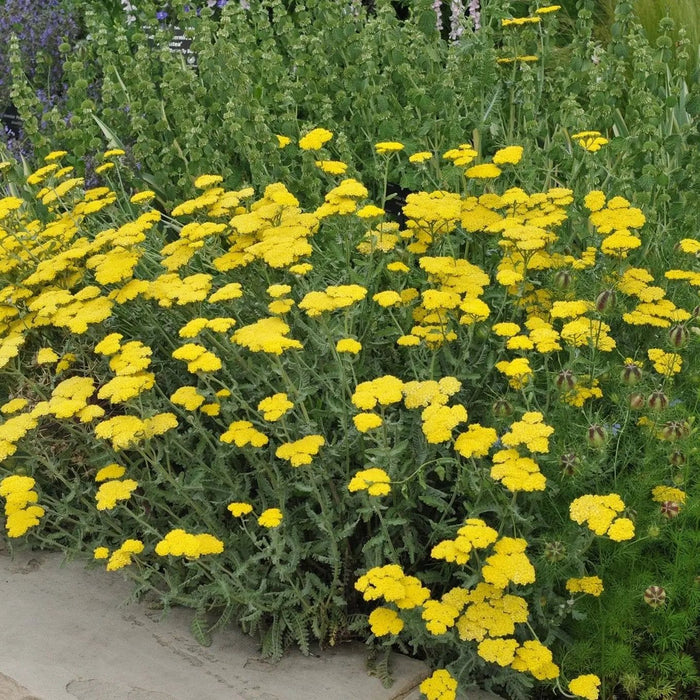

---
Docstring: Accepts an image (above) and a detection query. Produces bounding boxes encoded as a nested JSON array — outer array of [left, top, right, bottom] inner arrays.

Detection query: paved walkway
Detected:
[[0, 546, 500, 700]]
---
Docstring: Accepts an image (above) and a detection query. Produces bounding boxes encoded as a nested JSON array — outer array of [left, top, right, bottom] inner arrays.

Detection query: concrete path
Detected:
[[0, 546, 500, 700]]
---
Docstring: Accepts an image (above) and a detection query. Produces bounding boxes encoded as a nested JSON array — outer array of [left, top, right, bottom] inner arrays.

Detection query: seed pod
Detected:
[[644, 585, 666, 608], [629, 392, 646, 410], [586, 424, 607, 448], [553, 270, 572, 290], [543, 541, 566, 562], [661, 421, 681, 441], [648, 391, 669, 411], [621, 361, 642, 386], [560, 452, 580, 476], [668, 449, 686, 466], [556, 369, 577, 391], [647, 525, 660, 538], [668, 325, 688, 349], [660, 501, 680, 518], [492, 399, 513, 418], [595, 289, 615, 312]]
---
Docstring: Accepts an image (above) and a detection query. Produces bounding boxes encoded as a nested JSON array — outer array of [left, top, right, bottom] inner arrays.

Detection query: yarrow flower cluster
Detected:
[[275, 435, 325, 466], [0, 474, 44, 537], [348, 467, 391, 496], [355, 564, 430, 609], [155, 529, 224, 558], [569, 494, 635, 541], [431, 518, 498, 564]]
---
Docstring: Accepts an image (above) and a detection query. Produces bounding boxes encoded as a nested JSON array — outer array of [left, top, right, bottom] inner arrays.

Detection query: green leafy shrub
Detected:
[[6, 0, 698, 211]]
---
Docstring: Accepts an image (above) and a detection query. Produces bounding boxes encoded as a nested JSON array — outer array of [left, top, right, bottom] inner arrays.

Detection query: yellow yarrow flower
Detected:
[[220, 421, 268, 448], [267, 284, 292, 298], [355, 564, 430, 609], [502, 16, 541, 26], [477, 638, 519, 666], [419, 669, 458, 700], [95, 479, 138, 510], [275, 435, 325, 466], [647, 348, 682, 377], [511, 640, 559, 680], [228, 502, 253, 517], [454, 424, 499, 459], [44, 150, 68, 161], [1, 398, 29, 414], [27, 163, 59, 185], [572, 131, 609, 152], [170, 386, 206, 411], [276, 134, 291, 148], [231, 317, 303, 354], [566, 576, 604, 597], [374, 141, 404, 154], [421, 403, 468, 444], [315, 160, 348, 175], [352, 375, 404, 410], [570, 494, 635, 540], [357, 204, 385, 218], [298, 128, 333, 150], [336, 338, 362, 354], [492, 322, 521, 337], [257, 393, 294, 421], [95, 464, 126, 482], [465, 163, 502, 179], [536, 5, 561, 14], [651, 485, 686, 504], [155, 529, 224, 558], [208, 282, 243, 302], [492, 146, 523, 165], [353, 412, 383, 432], [409, 151, 432, 163], [258, 507, 283, 528], [36, 347, 60, 364], [348, 467, 391, 496], [482, 537, 536, 588], [501, 411, 554, 453], [372, 290, 402, 307], [94, 333, 123, 356], [130, 190, 155, 204], [194, 174, 223, 189], [495, 357, 533, 389], [368, 607, 403, 636], [568, 674, 601, 700]]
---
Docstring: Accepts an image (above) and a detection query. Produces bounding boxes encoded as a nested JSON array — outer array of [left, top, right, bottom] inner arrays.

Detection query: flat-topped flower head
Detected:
[[374, 141, 404, 155], [298, 128, 333, 150], [348, 468, 391, 496], [258, 508, 283, 528]]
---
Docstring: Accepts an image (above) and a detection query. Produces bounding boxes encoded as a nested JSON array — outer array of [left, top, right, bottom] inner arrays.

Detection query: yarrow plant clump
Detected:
[[0, 119, 698, 700]]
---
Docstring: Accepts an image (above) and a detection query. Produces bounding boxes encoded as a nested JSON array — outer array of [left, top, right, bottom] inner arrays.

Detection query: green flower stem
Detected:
[[372, 502, 399, 565], [271, 354, 312, 425]]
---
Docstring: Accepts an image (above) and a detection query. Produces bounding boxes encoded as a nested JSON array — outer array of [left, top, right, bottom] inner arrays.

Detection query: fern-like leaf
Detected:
[[191, 610, 212, 647]]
